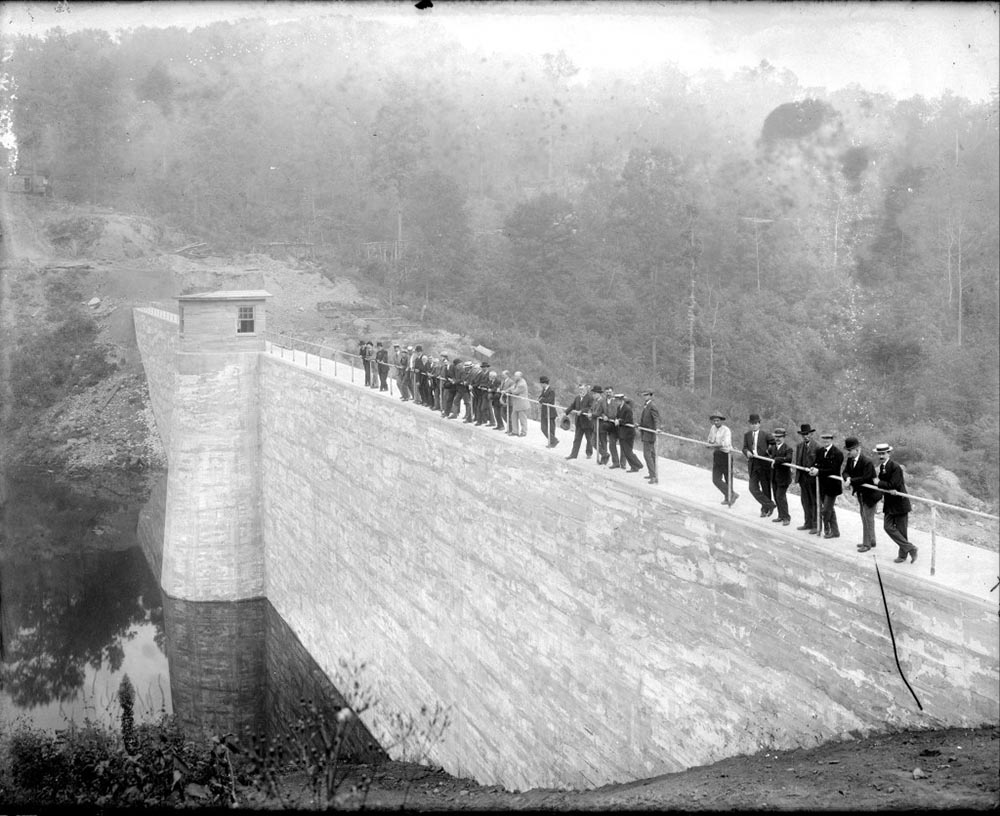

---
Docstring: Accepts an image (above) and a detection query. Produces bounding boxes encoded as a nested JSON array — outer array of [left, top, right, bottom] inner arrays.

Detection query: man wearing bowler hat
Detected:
[[743, 413, 776, 517], [794, 423, 820, 532], [707, 412, 737, 505], [808, 432, 843, 538], [768, 428, 793, 525], [874, 443, 918, 564], [843, 437, 880, 551]]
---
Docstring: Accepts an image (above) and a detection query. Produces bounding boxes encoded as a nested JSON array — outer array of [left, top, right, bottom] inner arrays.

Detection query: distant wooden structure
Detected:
[[363, 240, 406, 263]]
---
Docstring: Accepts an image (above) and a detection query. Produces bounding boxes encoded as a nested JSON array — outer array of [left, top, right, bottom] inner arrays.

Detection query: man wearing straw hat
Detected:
[[809, 431, 843, 539], [874, 443, 918, 564], [707, 412, 737, 505]]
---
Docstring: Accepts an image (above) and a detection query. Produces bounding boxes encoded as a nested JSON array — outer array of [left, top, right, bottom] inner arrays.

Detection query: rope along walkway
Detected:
[[262, 332, 997, 590]]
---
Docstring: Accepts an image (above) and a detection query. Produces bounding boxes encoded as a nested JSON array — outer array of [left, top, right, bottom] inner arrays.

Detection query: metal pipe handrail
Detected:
[[263, 332, 998, 525]]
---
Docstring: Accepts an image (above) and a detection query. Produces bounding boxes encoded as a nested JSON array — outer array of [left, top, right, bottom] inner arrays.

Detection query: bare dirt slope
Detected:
[[2, 196, 997, 810]]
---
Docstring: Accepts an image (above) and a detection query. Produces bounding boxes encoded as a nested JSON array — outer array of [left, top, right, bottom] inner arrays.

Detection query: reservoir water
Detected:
[[0, 470, 369, 751]]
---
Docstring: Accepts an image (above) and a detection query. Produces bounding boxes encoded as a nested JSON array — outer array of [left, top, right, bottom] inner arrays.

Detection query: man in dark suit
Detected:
[[564, 385, 596, 459], [843, 437, 880, 552], [639, 390, 661, 484], [794, 423, 820, 533], [440, 356, 457, 417], [615, 395, 644, 472], [874, 443, 918, 564], [809, 432, 844, 538], [595, 386, 620, 468], [743, 413, 775, 517], [539, 375, 557, 447], [768, 428, 793, 525], [375, 342, 390, 391]]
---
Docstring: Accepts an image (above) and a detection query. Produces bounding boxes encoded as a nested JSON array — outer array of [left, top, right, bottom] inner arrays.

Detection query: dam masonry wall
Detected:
[[134, 303, 1000, 791]]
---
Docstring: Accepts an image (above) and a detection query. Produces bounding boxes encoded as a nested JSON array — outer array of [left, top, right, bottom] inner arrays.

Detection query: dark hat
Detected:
[[873, 443, 893, 454], [559, 415, 572, 431], [480, 361, 490, 367], [641, 389, 653, 396], [749, 413, 761, 423], [798, 423, 815, 435], [710, 412, 726, 420], [773, 427, 786, 437], [591, 385, 602, 393], [844, 436, 860, 450], [539, 375, 550, 384], [820, 432, 834, 440]]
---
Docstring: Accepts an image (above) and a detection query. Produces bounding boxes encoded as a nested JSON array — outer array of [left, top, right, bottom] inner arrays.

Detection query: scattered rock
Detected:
[[88, 296, 101, 307], [912, 767, 927, 779]]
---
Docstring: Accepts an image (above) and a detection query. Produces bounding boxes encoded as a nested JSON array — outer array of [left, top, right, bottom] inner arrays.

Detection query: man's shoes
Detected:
[[565, 455, 577, 460], [628, 467, 642, 473], [552, 438, 559, 446], [857, 545, 872, 552], [796, 524, 811, 530], [608, 464, 622, 469], [909, 548, 918, 563], [722, 499, 731, 505], [648, 478, 658, 484], [782, 519, 790, 526], [823, 532, 840, 539], [771, 517, 784, 522], [729, 493, 739, 506], [761, 507, 775, 518], [808, 529, 821, 535], [893, 556, 907, 563]]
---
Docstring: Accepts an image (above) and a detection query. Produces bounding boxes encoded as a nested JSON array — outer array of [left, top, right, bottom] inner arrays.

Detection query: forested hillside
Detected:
[[4, 14, 998, 504]]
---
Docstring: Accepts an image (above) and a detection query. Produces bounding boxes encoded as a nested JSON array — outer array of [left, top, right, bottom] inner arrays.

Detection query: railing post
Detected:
[[930, 505, 938, 576], [727, 451, 733, 507], [815, 475, 822, 532]]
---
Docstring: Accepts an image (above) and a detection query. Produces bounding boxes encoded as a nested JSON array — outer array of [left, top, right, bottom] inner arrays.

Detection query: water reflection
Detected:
[[1, 470, 382, 760], [0, 472, 168, 729]]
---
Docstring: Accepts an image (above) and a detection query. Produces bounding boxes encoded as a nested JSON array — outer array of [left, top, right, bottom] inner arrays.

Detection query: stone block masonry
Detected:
[[256, 354, 998, 791], [134, 309, 999, 791]]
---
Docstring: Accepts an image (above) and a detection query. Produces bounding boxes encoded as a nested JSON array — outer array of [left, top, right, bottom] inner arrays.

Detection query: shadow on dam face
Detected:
[[140, 472, 385, 760]]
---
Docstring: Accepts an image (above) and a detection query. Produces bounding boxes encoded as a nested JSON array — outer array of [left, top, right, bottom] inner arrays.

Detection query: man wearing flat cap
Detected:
[[808, 432, 843, 539], [743, 413, 775, 517], [842, 437, 880, 551], [874, 443, 918, 564], [768, 428, 793, 525], [639, 390, 661, 484], [707, 412, 737, 505], [794, 424, 820, 532]]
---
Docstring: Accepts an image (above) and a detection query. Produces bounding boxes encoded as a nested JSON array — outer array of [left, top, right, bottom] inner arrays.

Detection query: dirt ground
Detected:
[[2, 196, 998, 811], [247, 726, 999, 811]]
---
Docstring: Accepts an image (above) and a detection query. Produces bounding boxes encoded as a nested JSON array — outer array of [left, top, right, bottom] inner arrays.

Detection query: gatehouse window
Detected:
[[237, 305, 255, 334]]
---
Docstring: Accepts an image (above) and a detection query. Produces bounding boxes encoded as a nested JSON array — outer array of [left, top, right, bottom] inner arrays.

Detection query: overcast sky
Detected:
[[2, 1, 998, 101]]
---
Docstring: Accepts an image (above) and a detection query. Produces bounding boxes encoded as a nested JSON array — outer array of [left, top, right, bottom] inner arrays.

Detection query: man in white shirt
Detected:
[[708, 412, 738, 506]]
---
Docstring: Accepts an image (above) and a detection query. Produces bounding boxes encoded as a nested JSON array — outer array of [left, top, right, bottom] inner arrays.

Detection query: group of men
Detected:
[[356, 340, 919, 565], [355, 340, 665, 481], [541, 383, 663, 483], [706, 412, 918, 565]]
